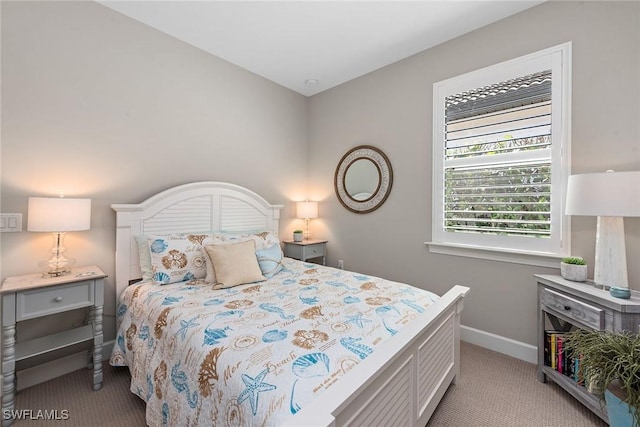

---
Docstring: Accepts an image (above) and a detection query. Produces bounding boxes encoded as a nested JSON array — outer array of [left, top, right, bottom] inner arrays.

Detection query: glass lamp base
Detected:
[[38, 257, 76, 278], [38, 231, 77, 277]]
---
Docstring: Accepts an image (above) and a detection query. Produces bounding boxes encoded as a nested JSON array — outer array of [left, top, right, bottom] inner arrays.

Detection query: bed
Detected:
[[110, 181, 469, 426]]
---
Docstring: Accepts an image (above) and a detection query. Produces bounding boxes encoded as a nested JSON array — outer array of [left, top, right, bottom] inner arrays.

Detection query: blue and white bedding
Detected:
[[110, 258, 440, 426]]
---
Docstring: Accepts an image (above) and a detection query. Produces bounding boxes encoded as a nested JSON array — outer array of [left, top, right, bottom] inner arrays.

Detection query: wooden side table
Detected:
[[1, 266, 106, 426], [535, 274, 640, 423], [283, 240, 328, 265]]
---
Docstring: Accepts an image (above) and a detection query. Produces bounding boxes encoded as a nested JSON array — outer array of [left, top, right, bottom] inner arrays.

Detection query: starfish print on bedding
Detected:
[[237, 368, 276, 415], [345, 313, 372, 329], [177, 317, 199, 341]]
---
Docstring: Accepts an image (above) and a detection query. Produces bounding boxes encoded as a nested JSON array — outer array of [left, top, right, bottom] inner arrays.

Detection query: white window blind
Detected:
[[430, 43, 571, 264], [444, 70, 552, 238]]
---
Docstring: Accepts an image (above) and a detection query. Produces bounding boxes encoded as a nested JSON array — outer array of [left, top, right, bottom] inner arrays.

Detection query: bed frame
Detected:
[[112, 181, 469, 427]]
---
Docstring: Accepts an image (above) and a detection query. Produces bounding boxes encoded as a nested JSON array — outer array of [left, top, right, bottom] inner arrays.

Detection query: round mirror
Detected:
[[344, 158, 379, 201], [335, 145, 393, 213]]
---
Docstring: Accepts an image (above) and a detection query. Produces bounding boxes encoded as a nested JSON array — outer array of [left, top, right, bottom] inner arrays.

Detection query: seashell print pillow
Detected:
[[147, 233, 214, 285]]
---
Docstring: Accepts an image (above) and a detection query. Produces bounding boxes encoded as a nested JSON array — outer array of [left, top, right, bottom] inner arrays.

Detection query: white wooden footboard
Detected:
[[282, 285, 469, 427]]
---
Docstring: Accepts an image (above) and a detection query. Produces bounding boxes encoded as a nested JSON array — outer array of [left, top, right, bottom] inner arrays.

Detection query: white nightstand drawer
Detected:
[[306, 244, 325, 257], [16, 280, 95, 321], [540, 287, 604, 330]]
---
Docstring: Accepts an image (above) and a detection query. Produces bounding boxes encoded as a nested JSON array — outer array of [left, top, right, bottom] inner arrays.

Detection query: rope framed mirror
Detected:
[[334, 145, 393, 214]]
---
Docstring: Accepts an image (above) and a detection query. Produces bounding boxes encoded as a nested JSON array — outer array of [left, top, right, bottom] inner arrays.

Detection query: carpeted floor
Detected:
[[11, 342, 606, 426], [426, 343, 606, 427]]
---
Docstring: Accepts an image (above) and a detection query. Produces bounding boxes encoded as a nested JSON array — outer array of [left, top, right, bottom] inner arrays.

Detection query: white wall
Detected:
[[0, 1, 309, 343], [308, 1, 640, 347]]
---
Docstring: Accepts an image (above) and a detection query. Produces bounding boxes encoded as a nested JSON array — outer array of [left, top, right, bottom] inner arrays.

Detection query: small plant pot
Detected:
[[605, 380, 637, 427], [293, 232, 303, 242], [561, 262, 587, 282]]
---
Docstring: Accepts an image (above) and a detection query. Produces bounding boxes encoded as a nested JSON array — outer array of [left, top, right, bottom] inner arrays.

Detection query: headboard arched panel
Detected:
[[112, 182, 283, 298]]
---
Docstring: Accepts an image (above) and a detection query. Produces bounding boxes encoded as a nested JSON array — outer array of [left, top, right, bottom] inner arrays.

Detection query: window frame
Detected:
[[428, 43, 572, 267]]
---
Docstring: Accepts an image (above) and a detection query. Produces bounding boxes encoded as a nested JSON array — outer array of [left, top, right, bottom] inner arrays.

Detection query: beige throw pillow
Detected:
[[204, 240, 265, 289]]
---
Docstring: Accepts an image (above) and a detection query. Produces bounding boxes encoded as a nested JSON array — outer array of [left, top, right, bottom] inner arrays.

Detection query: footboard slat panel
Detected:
[[343, 355, 413, 427], [418, 313, 455, 419]]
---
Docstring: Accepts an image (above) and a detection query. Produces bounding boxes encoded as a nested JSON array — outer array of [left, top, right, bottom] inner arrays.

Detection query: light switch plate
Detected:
[[0, 213, 22, 232]]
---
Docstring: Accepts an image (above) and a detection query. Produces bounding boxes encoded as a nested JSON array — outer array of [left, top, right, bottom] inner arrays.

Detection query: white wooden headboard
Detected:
[[111, 181, 283, 298]]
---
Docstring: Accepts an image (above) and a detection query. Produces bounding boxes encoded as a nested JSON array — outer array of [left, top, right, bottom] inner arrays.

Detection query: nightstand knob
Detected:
[[54, 296, 63, 302], [564, 305, 571, 311]]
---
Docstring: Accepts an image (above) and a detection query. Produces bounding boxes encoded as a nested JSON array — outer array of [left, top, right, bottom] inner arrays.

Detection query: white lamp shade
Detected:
[[28, 197, 91, 232], [296, 201, 318, 219], [565, 171, 640, 217]]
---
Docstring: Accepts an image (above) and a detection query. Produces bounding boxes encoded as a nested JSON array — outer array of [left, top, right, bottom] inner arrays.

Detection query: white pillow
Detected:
[[134, 234, 154, 281]]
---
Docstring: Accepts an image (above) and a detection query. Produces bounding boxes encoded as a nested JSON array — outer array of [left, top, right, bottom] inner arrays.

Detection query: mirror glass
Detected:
[[334, 145, 393, 214], [344, 158, 379, 201]]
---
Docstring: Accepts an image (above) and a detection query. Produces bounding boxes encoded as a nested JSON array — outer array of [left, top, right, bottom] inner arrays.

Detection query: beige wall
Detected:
[[1, 1, 309, 341], [308, 1, 640, 346], [2, 0, 638, 354]]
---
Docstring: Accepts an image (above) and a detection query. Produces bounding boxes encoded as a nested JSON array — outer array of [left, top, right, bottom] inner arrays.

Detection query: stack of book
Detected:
[[543, 330, 583, 385]]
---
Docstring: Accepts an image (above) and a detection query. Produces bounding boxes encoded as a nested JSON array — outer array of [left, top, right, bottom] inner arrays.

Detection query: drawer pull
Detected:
[[54, 296, 63, 302], [564, 305, 571, 311]]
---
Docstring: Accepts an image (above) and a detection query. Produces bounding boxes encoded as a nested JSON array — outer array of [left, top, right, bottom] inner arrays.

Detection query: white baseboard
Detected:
[[461, 325, 537, 364], [103, 339, 115, 359], [15, 340, 116, 391]]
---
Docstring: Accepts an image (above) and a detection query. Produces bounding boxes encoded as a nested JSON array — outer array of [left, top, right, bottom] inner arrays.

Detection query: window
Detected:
[[430, 43, 571, 266]]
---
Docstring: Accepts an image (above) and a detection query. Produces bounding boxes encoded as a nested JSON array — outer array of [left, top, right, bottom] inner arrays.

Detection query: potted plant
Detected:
[[293, 230, 303, 242], [564, 329, 640, 426], [561, 257, 587, 282]]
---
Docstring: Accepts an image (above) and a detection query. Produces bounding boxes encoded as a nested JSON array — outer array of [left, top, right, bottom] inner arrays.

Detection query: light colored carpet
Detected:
[[12, 342, 606, 426], [427, 343, 607, 427]]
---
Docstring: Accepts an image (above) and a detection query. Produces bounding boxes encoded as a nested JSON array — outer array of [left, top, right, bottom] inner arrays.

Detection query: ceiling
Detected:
[[99, 1, 545, 97]]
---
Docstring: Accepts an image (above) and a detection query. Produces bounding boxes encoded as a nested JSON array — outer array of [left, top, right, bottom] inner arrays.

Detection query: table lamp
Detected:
[[296, 201, 318, 240], [28, 197, 91, 277], [565, 170, 640, 297]]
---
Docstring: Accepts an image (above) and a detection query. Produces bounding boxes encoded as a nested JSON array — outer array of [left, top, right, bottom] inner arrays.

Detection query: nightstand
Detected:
[[1, 266, 106, 426], [283, 240, 328, 265], [535, 274, 640, 423]]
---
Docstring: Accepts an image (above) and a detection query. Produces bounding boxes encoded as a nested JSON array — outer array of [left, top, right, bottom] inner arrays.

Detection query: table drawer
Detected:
[[17, 280, 95, 321], [306, 244, 325, 257], [540, 287, 605, 330]]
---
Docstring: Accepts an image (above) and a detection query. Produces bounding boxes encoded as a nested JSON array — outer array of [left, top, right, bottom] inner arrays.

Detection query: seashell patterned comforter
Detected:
[[110, 257, 440, 426]]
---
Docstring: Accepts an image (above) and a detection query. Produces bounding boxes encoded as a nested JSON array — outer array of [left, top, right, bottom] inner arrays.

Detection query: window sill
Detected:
[[425, 242, 563, 268]]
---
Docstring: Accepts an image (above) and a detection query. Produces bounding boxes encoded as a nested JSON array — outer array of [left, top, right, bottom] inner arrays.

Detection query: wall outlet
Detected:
[[338, 259, 344, 269]]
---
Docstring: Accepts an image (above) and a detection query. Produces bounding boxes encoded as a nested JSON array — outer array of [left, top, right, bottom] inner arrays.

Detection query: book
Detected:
[[557, 334, 563, 373]]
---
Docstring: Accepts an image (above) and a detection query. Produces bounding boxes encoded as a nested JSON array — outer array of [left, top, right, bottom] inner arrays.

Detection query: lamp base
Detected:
[[38, 258, 76, 278], [304, 218, 312, 241], [38, 232, 76, 278], [594, 216, 628, 288]]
